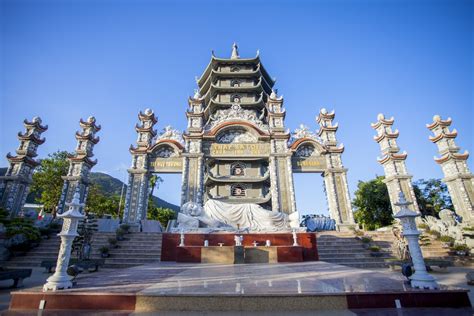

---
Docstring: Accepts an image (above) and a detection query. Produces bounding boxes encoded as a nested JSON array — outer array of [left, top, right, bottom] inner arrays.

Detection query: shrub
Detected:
[[120, 224, 130, 232], [439, 235, 455, 244], [368, 245, 380, 252], [417, 223, 429, 230], [354, 230, 365, 237], [108, 237, 118, 247], [426, 230, 441, 238], [361, 236, 373, 243], [452, 244, 470, 253], [99, 246, 109, 254]]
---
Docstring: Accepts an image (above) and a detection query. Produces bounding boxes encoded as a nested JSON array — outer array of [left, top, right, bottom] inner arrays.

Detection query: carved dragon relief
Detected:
[[215, 128, 258, 144], [156, 125, 184, 145]]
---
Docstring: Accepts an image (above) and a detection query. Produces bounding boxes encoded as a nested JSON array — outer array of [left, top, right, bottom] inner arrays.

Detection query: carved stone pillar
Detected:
[[122, 109, 156, 224], [371, 114, 419, 214], [57, 117, 101, 214], [182, 91, 205, 206], [0, 117, 47, 217], [317, 109, 355, 230], [427, 115, 474, 223]]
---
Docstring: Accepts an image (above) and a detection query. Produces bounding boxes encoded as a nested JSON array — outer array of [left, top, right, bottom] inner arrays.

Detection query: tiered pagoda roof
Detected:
[[7, 117, 48, 168], [194, 44, 276, 122]]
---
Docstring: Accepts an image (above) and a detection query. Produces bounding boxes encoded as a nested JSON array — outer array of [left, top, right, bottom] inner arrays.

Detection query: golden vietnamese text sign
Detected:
[[149, 157, 183, 173], [209, 143, 270, 157], [292, 156, 327, 172]]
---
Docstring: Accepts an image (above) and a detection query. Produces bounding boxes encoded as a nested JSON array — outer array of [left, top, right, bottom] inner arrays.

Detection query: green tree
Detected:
[[147, 206, 175, 228], [30, 151, 70, 213], [414, 178, 453, 217], [353, 176, 394, 230], [85, 184, 121, 218]]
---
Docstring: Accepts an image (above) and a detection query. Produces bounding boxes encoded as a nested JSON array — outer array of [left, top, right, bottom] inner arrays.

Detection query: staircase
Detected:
[[2, 232, 163, 269], [92, 232, 162, 268], [316, 231, 395, 269]]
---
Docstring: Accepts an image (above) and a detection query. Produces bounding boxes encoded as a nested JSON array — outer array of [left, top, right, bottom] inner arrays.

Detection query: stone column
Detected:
[[122, 109, 156, 224], [0, 117, 47, 217], [57, 116, 101, 214], [43, 189, 85, 291], [317, 109, 355, 230], [371, 114, 419, 214], [427, 115, 474, 224], [267, 90, 297, 216], [181, 92, 205, 207], [394, 192, 438, 289]]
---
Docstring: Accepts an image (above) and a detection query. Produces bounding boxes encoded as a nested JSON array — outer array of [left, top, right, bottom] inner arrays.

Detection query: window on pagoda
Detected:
[[231, 94, 241, 103], [231, 184, 246, 197], [231, 80, 240, 87], [230, 66, 240, 72], [231, 162, 245, 176]]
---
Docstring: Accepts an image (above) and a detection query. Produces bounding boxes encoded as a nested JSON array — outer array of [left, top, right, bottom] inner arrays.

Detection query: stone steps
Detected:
[[4, 231, 164, 269], [316, 232, 395, 268]]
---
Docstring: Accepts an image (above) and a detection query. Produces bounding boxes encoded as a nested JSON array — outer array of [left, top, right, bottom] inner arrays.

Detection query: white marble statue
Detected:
[[421, 209, 465, 244], [173, 200, 299, 233]]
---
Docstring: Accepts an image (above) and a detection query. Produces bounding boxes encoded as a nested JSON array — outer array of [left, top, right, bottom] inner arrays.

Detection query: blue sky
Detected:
[[1, 0, 472, 216]]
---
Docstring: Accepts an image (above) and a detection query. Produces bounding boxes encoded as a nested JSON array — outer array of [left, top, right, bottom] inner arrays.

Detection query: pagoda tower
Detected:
[[184, 43, 296, 214], [427, 115, 474, 223], [0, 117, 48, 217], [122, 109, 157, 223], [57, 117, 101, 214], [371, 114, 419, 214]]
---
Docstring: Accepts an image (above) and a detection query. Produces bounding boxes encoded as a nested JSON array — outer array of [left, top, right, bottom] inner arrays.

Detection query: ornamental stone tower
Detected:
[[371, 114, 419, 214], [317, 109, 355, 228], [122, 109, 157, 224], [427, 115, 474, 223], [57, 117, 101, 214], [0, 117, 48, 217]]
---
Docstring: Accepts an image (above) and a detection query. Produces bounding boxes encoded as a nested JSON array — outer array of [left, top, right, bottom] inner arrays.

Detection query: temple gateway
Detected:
[[122, 44, 355, 231]]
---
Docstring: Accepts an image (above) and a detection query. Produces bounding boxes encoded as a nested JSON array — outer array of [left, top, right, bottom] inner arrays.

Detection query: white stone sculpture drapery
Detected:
[[176, 200, 291, 232]]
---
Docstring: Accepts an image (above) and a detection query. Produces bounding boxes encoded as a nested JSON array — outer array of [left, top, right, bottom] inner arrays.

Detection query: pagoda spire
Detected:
[[122, 109, 157, 225], [316, 109, 355, 229], [427, 115, 474, 223], [0, 117, 48, 217], [372, 113, 419, 214], [57, 116, 101, 214], [231, 42, 239, 59]]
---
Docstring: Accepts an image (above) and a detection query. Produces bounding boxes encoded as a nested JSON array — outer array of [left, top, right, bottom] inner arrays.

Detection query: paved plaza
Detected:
[[2, 261, 473, 314]]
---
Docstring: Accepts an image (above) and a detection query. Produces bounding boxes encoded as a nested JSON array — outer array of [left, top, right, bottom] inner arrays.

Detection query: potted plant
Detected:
[[439, 235, 455, 248], [452, 244, 470, 256], [108, 237, 118, 248], [120, 224, 131, 234], [116, 228, 126, 241], [99, 246, 109, 258], [361, 236, 373, 249], [368, 245, 383, 257]]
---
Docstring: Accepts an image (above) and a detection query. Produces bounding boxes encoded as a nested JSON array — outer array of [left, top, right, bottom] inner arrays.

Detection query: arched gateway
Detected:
[[123, 44, 355, 231]]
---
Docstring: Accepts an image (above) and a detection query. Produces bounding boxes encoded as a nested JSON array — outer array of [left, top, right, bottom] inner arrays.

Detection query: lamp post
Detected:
[[394, 192, 438, 290], [43, 189, 85, 291]]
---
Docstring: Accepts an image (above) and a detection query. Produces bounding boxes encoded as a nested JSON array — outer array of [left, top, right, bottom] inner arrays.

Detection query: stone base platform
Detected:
[[8, 262, 470, 312], [162, 232, 318, 262]]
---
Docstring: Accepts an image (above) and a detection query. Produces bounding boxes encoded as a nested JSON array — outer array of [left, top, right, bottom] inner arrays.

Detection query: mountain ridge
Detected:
[[0, 167, 179, 211]]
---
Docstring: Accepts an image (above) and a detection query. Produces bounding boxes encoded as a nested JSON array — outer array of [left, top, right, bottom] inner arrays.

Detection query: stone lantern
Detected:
[[394, 192, 438, 290], [43, 189, 85, 291]]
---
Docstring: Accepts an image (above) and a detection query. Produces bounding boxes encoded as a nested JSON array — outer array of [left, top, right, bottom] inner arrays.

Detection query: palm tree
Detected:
[[149, 175, 163, 200]]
